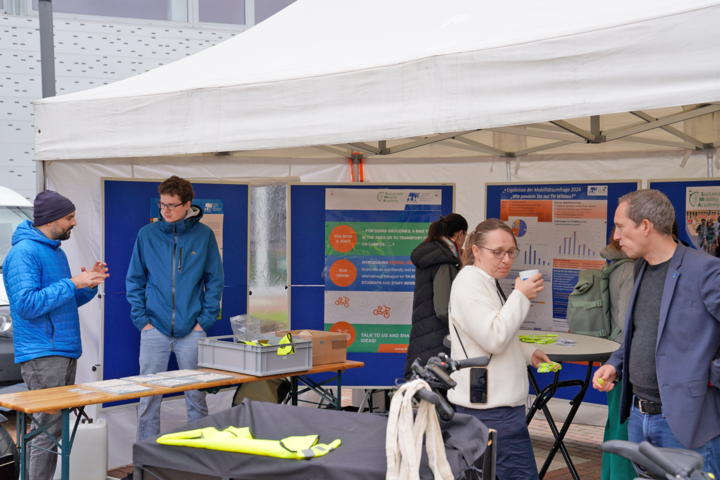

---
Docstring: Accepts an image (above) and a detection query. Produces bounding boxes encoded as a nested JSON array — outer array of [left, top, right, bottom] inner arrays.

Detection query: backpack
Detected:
[[566, 258, 635, 340]]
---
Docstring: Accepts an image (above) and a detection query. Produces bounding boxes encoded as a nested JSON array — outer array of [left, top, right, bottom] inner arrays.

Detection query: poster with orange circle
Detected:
[[329, 321, 356, 347], [329, 259, 357, 287], [329, 225, 357, 253]]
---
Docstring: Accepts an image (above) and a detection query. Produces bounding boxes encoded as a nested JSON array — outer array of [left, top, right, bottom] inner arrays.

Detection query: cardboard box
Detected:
[[275, 330, 347, 366]]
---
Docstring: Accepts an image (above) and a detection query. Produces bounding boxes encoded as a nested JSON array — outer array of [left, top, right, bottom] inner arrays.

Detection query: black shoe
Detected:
[[121, 473, 133, 480]]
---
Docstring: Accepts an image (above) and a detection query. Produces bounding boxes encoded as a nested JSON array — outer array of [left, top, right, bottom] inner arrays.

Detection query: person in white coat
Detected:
[[448, 218, 549, 480]]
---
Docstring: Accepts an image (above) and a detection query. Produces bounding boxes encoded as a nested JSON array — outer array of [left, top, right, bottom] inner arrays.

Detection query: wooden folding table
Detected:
[[0, 360, 364, 480]]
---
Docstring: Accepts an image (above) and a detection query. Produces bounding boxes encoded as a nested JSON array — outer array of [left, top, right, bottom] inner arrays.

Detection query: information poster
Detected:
[[496, 184, 608, 331], [323, 188, 442, 353], [685, 186, 720, 249], [151, 198, 224, 259]]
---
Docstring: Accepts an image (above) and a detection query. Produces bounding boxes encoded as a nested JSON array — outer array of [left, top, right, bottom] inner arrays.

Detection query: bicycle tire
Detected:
[[0, 424, 19, 480]]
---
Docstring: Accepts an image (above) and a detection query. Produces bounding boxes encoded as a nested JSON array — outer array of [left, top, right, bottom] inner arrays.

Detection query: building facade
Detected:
[[1, 0, 295, 200]]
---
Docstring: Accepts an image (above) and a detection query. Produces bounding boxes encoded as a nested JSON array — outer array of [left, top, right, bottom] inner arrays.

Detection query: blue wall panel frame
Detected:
[[486, 181, 639, 405], [289, 184, 455, 387], [102, 179, 249, 407]]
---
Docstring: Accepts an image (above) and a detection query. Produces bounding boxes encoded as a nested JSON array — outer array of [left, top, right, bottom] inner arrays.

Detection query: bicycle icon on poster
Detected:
[[335, 296, 350, 307], [373, 305, 391, 318]]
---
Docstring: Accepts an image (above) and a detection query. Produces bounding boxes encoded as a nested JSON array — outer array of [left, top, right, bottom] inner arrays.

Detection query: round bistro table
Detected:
[[519, 330, 620, 480]]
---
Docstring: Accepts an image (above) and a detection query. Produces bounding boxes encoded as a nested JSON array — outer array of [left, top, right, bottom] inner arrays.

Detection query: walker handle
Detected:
[[455, 356, 490, 369], [414, 388, 441, 405], [638, 441, 684, 477]]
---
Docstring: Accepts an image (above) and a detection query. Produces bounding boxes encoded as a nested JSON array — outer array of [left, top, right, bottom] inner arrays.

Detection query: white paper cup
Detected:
[[519, 269, 539, 280]]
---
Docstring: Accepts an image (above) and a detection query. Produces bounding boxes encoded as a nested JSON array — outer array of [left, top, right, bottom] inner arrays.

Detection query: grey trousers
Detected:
[[20, 356, 77, 480]]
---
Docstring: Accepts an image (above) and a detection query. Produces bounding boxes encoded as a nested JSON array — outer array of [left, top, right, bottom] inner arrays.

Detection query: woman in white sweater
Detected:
[[448, 218, 549, 480]]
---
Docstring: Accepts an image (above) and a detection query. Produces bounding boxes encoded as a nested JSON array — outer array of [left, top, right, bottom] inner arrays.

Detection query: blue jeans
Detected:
[[138, 327, 208, 441], [628, 397, 720, 476], [456, 405, 539, 480]]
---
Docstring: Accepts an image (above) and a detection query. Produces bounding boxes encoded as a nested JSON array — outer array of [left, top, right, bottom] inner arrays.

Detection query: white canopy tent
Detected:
[[35, 0, 720, 162], [29, 0, 720, 468]]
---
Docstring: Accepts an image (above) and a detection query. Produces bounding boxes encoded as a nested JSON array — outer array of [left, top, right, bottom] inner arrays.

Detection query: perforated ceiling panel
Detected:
[[0, 13, 241, 200]]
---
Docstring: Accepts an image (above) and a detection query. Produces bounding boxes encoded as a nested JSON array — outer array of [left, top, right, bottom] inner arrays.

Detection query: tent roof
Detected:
[[34, 0, 720, 161]]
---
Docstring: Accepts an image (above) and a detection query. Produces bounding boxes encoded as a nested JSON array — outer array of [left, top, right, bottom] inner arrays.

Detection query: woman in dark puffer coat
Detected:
[[404, 213, 467, 378]]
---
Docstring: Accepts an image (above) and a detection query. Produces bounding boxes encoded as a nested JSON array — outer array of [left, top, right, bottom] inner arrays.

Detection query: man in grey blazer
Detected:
[[594, 189, 720, 475]]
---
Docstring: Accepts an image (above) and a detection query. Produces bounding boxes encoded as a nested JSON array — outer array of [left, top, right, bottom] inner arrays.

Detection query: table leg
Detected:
[[542, 362, 593, 480], [61, 409, 70, 480], [291, 376, 298, 406], [19, 411, 26, 480], [336, 370, 342, 411], [526, 366, 580, 480]]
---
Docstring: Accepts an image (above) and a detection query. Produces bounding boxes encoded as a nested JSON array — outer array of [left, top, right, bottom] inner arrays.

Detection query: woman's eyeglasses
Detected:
[[478, 246, 521, 259]]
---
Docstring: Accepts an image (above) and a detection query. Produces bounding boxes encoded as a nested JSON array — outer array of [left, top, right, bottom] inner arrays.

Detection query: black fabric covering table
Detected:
[[132, 399, 489, 480]]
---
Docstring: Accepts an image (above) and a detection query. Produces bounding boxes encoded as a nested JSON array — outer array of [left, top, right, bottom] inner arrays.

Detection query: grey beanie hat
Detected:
[[33, 190, 76, 227]]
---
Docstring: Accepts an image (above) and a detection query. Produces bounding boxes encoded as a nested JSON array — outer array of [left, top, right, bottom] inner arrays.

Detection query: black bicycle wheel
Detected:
[[0, 423, 19, 480]]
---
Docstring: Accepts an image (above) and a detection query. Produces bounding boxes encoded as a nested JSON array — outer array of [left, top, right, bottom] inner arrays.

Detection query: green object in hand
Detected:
[[537, 362, 562, 373], [597, 378, 605, 386], [519, 334, 558, 344]]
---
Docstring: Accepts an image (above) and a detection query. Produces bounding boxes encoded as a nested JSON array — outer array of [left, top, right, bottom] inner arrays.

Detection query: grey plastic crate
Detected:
[[197, 334, 313, 376]]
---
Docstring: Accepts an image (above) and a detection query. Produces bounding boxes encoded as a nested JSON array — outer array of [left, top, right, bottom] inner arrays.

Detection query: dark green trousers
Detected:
[[601, 386, 637, 480]]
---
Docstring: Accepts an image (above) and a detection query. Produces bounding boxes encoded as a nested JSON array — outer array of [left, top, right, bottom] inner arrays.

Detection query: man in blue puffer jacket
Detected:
[[2, 190, 108, 480], [126, 176, 224, 444]]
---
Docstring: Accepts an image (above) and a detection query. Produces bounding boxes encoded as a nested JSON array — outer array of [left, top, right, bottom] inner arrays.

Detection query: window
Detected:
[[248, 185, 288, 332], [0, 207, 32, 269], [198, 0, 245, 25], [32, 0, 189, 22], [255, 0, 295, 24]]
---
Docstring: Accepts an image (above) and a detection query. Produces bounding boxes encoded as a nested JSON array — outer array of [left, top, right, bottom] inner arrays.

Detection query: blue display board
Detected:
[[289, 184, 455, 387], [102, 179, 249, 407], [648, 178, 720, 250], [486, 181, 639, 404]]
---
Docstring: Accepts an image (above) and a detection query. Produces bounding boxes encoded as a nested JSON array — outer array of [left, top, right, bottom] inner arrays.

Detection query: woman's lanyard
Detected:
[[495, 280, 507, 305]]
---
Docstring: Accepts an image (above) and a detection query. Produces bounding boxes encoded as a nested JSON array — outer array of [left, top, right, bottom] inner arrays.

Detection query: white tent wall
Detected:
[[45, 157, 349, 469]]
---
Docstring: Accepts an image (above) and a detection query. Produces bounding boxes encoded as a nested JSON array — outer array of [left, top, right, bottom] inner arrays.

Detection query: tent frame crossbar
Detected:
[[311, 104, 719, 165]]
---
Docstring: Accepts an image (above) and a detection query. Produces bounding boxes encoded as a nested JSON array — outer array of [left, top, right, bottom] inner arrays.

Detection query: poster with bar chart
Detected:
[[486, 181, 640, 332]]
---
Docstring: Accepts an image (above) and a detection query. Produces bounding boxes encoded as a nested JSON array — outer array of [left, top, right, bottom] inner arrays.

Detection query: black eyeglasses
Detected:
[[157, 202, 184, 211], [478, 246, 521, 259]]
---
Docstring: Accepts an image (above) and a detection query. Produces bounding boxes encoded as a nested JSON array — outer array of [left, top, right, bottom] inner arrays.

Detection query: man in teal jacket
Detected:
[[126, 176, 224, 442], [2, 190, 108, 480]]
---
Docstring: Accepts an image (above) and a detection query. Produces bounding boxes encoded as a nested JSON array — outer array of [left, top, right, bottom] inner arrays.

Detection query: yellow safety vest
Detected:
[[157, 426, 341, 460], [241, 333, 295, 355]]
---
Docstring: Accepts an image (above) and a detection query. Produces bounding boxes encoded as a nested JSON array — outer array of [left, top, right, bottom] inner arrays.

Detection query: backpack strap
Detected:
[[570, 299, 603, 310], [609, 324, 623, 342], [600, 257, 634, 278]]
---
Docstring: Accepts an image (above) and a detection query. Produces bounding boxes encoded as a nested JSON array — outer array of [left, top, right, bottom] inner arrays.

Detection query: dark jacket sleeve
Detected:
[[432, 264, 456, 327], [197, 231, 224, 332], [606, 342, 624, 380], [701, 259, 720, 322], [125, 235, 151, 331]]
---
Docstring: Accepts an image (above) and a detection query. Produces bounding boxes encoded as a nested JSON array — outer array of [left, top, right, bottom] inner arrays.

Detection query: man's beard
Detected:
[[52, 227, 72, 241]]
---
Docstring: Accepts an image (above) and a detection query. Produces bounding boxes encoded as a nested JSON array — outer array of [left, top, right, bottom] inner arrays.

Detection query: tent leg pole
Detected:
[[708, 149, 714, 178], [38, 0, 56, 98], [37, 160, 46, 193], [506, 159, 511, 182]]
